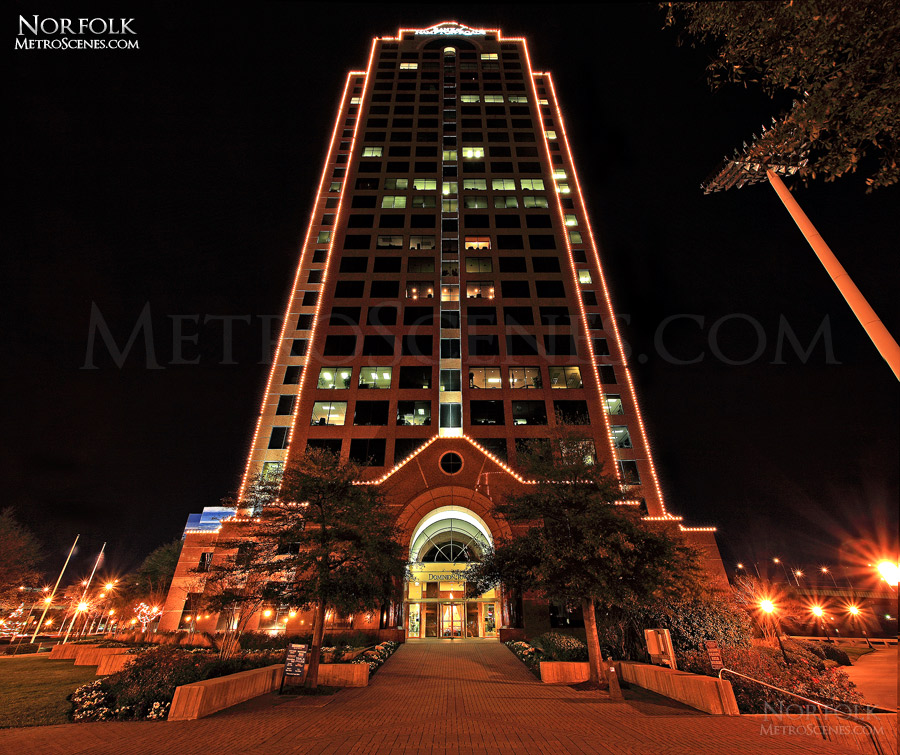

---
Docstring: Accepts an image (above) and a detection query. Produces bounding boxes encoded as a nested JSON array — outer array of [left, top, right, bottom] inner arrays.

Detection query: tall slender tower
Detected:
[[160, 22, 724, 638]]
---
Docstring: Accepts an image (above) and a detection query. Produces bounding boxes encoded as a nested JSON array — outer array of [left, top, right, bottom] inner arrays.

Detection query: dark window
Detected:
[[362, 335, 395, 356], [407, 257, 435, 273], [347, 215, 374, 228], [439, 452, 463, 474], [582, 291, 598, 306], [599, 365, 617, 384], [399, 366, 432, 389], [283, 366, 302, 385], [525, 215, 553, 228], [410, 215, 437, 228], [275, 396, 296, 415], [440, 338, 461, 358], [440, 369, 461, 391], [554, 400, 590, 424], [593, 338, 610, 356], [379, 215, 405, 228], [351, 196, 377, 208], [355, 178, 379, 190], [507, 334, 539, 355], [334, 281, 365, 298], [343, 235, 371, 250], [536, 280, 565, 298], [586, 314, 604, 330], [268, 427, 289, 449], [528, 235, 556, 250], [475, 437, 507, 462], [512, 400, 547, 425], [468, 334, 500, 356], [531, 256, 561, 273], [539, 307, 570, 326], [395, 437, 428, 461], [498, 257, 527, 273], [329, 307, 361, 326], [403, 307, 434, 326], [308, 270, 323, 283], [544, 335, 576, 355], [466, 306, 497, 325], [440, 404, 462, 429], [371, 280, 400, 298], [353, 401, 389, 426], [501, 280, 530, 298], [440, 310, 460, 329], [402, 334, 433, 356], [296, 314, 313, 330], [503, 306, 533, 326], [302, 291, 319, 307], [496, 234, 524, 250], [470, 400, 505, 425], [367, 305, 398, 326], [312, 249, 327, 263], [573, 250, 588, 263], [495, 215, 521, 228], [290, 339, 308, 357], [349, 438, 386, 466], [373, 256, 401, 273], [323, 335, 357, 356], [619, 460, 641, 485]]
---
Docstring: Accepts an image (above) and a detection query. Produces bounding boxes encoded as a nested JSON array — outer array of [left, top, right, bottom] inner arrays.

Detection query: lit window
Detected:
[[377, 235, 403, 249], [483, 94, 504, 103], [442, 198, 459, 212], [442, 149, 458, 161], [443, 47, 456, 57], [443, 181, 458, 195], [619, 460, 640, 484], [509, 367, 542, 389], [316, 231, 331, 243], [441, 261, 459, 277], [491, 178, 516, 190], [397, 401, 431, 426], [465, 257, 492, 273], [317, 368, 352, 390], [460, 95, 480, 103], [469, 367, 502, 389], [564, 214, 578, 227], [464, 196, 488, 209], [362, 147, 383, 157], [329, 182, 341, 192], [412, 196, 437, 208], [578, 270, 592, 284], [539, 98, 549, 105], [413, 178, 437, 190], [441, 285, 460, 302], [508, 95, 528, 103], [463, 179, 487, 190], [382, 195, 407, 208], [569, 231, 583, 243], [523, 196, 549, 208], [557, 183, 571, 194], [520, 179, 545, 190], [405, 283, 435, 299], [311, 401, 347, 426], [480, 53, 499, 60], [611, 426, 632, 448], [553, 169, 568, 180], [494, 196, 518, 209], [385, 178, 409, 190], [548, 366, 582, 389], [605, 395, 624, 415], [466, 281, 495, 299], [464, 236, 491, 250], [463, 147, 485, 159], [512, 400, 548, 425], [350, 97, 361, 105], [545, 131, 557, 139], [399, 62, 418, 69], [409, 235, 436, 250], [358, 367, 392, 389]]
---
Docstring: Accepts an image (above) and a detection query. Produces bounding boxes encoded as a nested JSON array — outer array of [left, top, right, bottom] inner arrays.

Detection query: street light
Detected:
[[811, 605, 833, 643], [821, 567, 840, 590], [876, 561, 899, 588], [847, 605, 873, 649], [759, 599, 791, 664]]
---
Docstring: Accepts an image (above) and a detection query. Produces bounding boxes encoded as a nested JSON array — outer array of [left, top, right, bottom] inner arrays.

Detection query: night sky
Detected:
[[8, 3, 898, 582]]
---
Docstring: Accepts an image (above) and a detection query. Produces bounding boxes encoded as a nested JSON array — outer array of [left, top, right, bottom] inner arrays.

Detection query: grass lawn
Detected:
[[0, 656, 97, 728], [837, 644, 875, 663]]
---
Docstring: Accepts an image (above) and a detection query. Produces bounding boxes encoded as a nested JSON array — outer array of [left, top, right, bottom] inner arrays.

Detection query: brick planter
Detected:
[[613, 661, 740, 715], [97, 653, 135, 675], [539, 661, 590, 684], [499, 628, 526, 643], [169, 664, 284, 721], [48, 643, 98, 660], [75, 647, 129, 666]]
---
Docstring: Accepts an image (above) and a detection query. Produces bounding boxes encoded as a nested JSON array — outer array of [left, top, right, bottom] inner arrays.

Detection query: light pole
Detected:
[[821, 567, 840, 591], [811, 605, 833, 643], [760, 599, 791, 665], [847, 605, 873, 649], [773, 558, 792, 586], [31, 535, 79, 644]]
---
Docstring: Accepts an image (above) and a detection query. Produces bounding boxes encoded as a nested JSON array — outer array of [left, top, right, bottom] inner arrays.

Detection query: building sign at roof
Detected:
[[415, 23, 485, 37]]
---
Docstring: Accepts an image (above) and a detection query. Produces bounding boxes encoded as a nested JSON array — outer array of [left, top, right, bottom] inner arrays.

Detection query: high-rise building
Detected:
[[160, 22, 725, 638]]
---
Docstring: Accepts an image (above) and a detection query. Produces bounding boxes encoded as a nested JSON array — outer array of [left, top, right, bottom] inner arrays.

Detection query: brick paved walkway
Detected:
[[1, 640, 862, 754]]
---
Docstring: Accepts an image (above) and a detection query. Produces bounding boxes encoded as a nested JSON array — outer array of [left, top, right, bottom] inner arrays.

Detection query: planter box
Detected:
[[613, 661, 739, 716], [75, 647, 128, 666], [539, 661, 590, 684], [317, 663, 369, 687], [48, 643, 99, 660], [499, 628, 526, 643], [97, 653, 135, 675], [169, 664, 284, 721]]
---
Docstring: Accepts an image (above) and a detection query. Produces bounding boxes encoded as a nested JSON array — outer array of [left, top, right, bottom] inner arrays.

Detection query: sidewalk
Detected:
[[0, 640, 863, 754], [842, 645, 898, 711]]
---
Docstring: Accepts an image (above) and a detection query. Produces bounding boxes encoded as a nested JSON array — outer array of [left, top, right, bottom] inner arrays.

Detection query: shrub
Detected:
[[350, 641, 399, 674], [505, 640, 543, 676], [677, 645, 862, 714], [821, 643, 851, 666], [537, 632, 589, 662]]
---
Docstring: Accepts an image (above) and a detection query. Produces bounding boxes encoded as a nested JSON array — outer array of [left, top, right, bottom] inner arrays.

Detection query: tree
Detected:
[[0, 507, 43, 604], [466, 430, 706, 697], [665, 1, 900, 190], [117, 539, 183, 611], [223, 449, 407, 688]]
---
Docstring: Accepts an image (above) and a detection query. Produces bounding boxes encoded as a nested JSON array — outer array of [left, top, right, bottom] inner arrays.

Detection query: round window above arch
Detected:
[[439, 452, 463, 475]]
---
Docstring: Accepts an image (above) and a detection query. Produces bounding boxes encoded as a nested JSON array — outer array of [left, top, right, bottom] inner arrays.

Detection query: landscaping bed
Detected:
[[505, 632, 589, 679]]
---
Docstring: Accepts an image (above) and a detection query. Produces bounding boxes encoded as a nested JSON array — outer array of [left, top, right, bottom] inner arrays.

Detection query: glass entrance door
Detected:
[[439, 602, 463, 637]]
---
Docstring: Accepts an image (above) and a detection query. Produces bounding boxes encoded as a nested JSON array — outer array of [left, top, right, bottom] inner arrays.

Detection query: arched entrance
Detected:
[[405, 504, 501, 639]]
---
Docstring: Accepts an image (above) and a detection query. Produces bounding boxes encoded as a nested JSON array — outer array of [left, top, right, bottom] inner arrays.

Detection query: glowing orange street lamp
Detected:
[[759, 599, 791, 664], [811, 605, 833, 643], [847, 605, 873, 649], [876, 561, 899, 588]]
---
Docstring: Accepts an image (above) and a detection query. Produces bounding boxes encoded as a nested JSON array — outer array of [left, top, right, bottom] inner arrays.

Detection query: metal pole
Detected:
[[64, 542, 105, 644], [31, 535, 79, 644], [766, 169, 900, 380]]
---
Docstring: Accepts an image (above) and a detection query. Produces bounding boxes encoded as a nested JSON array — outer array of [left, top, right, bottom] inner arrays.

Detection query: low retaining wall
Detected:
[[48, 643, 98, 660], [75, 647, 129, 666], [539, 661, 590, 684], [743, 712, 896, 755], [97, 653, 135, 675], [499, 628, 527, 643], [613, 661, 740, 716], [169, 664, 284, 721]]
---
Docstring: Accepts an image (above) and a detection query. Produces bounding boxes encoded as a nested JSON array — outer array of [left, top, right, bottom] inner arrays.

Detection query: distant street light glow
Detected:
[[876, 561, 899, 586]]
